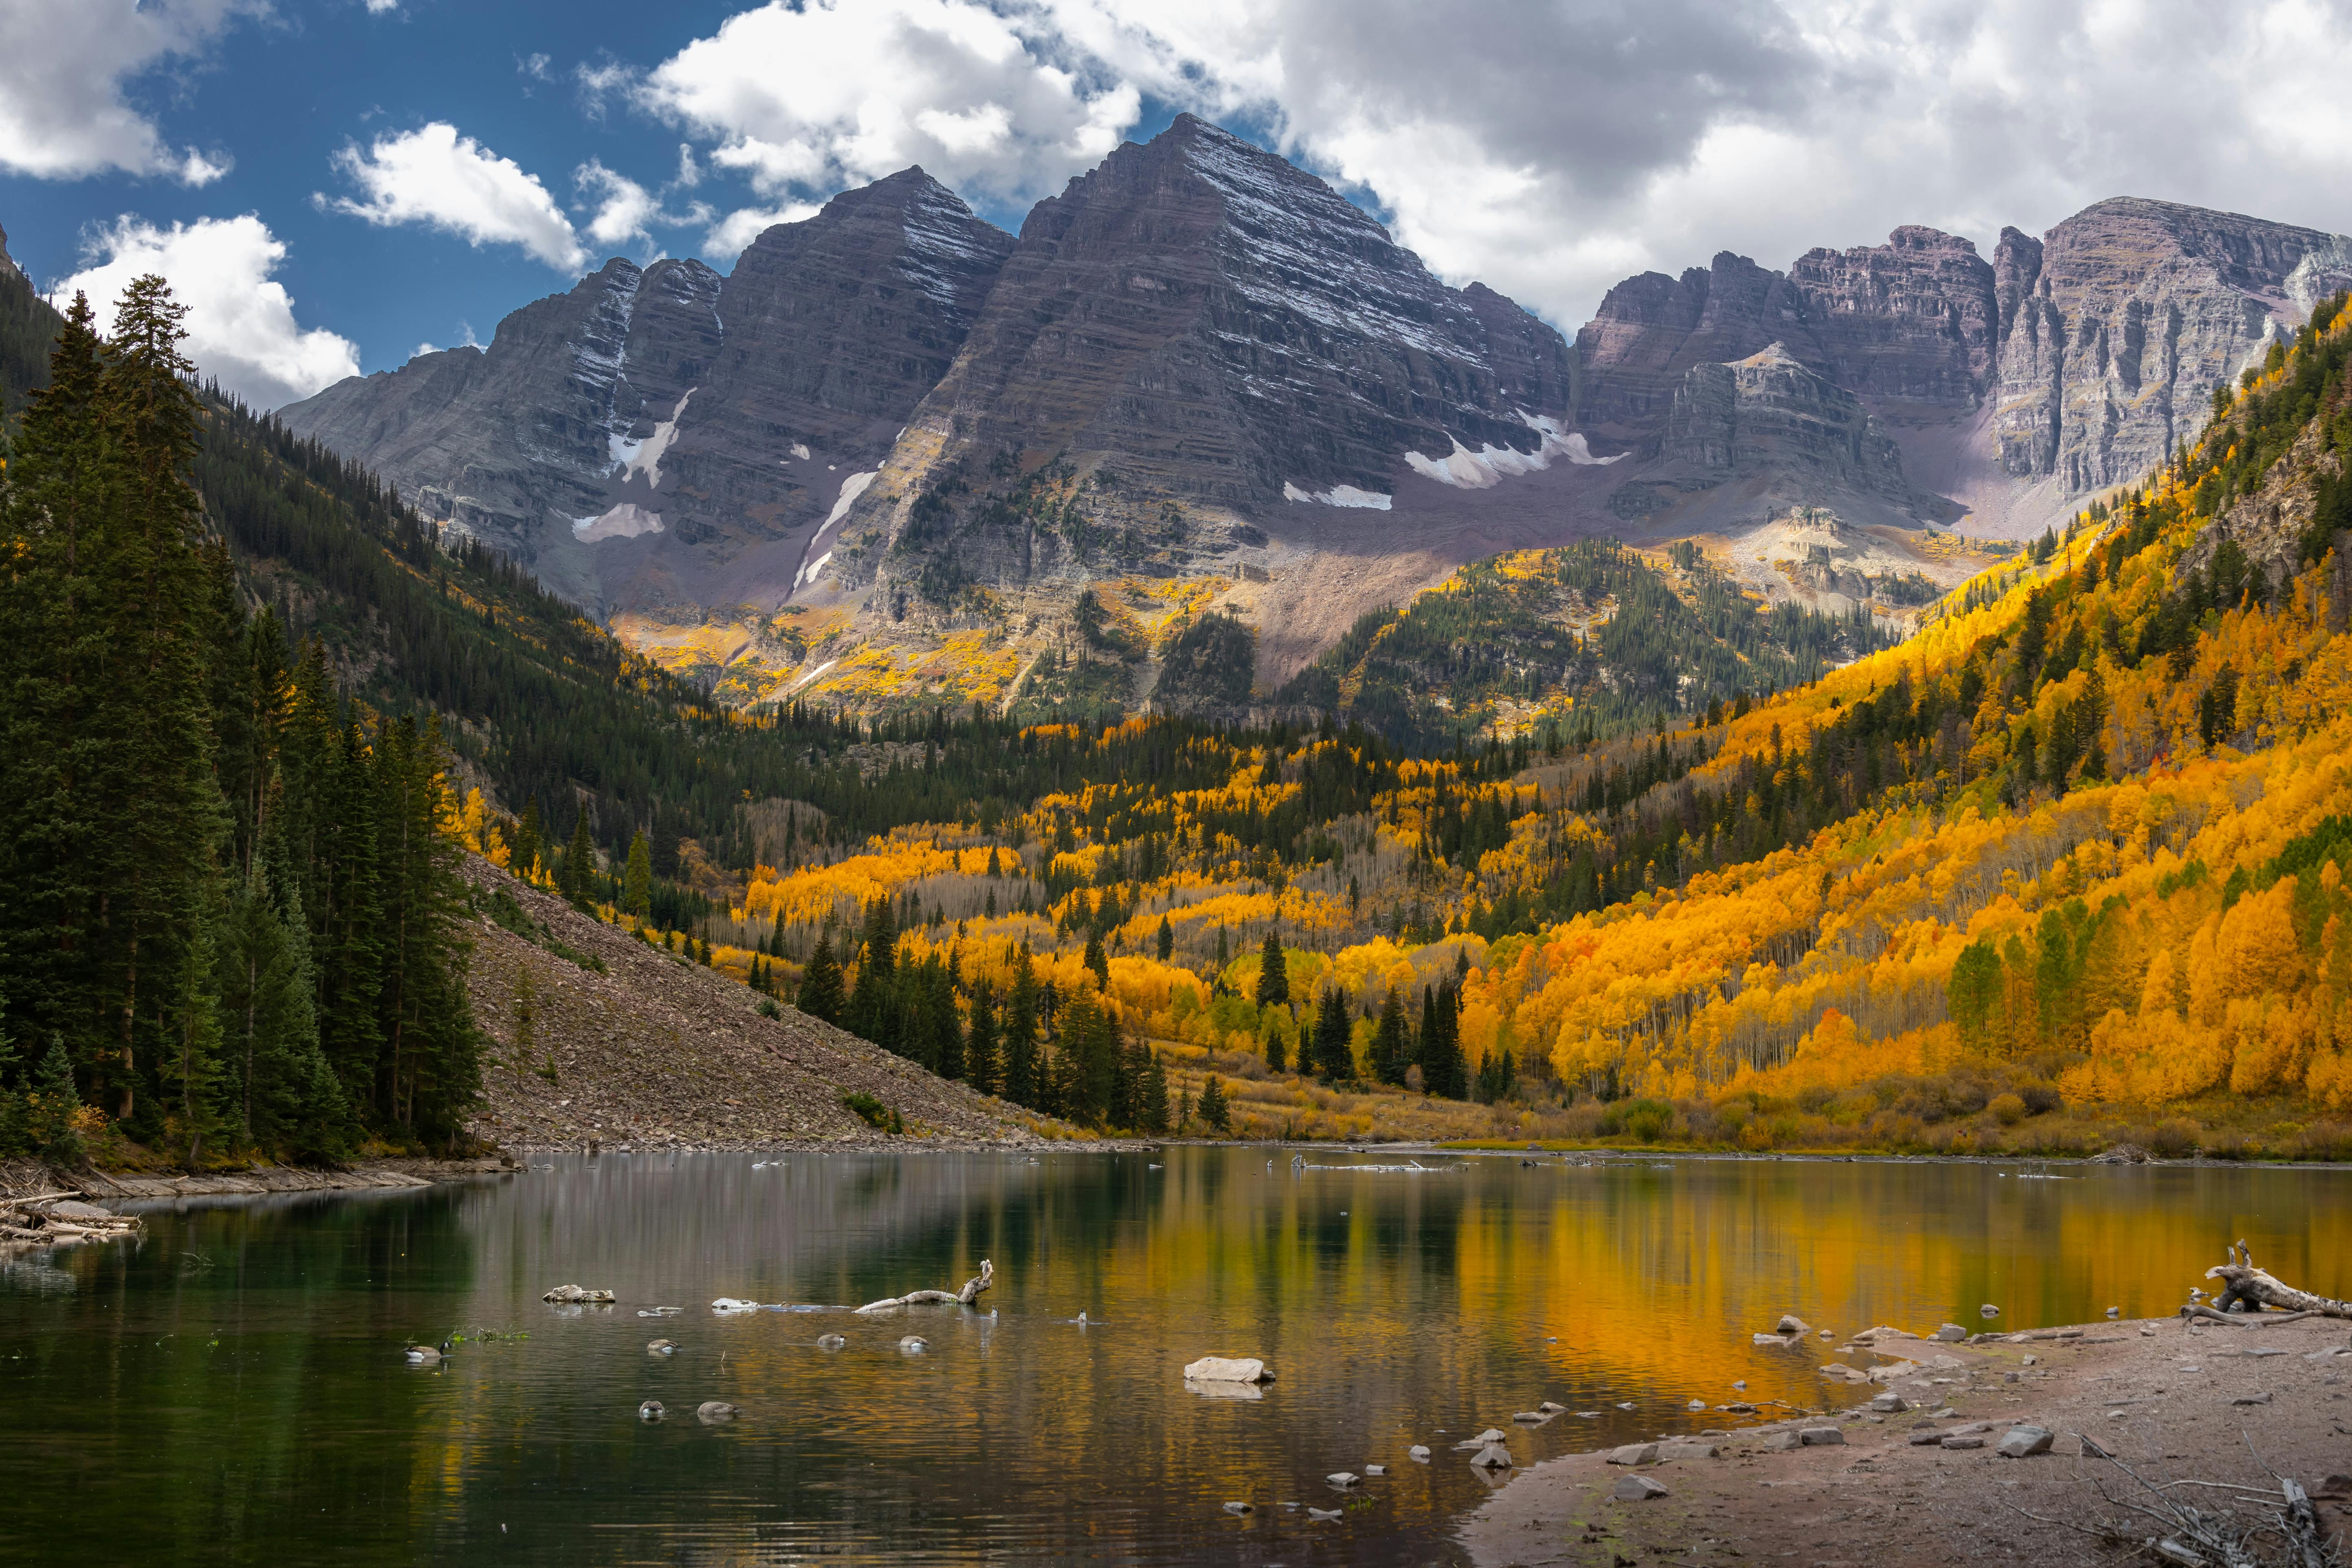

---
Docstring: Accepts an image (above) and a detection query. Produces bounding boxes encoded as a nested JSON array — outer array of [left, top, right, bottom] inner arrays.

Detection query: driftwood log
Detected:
[[856, 1259, 992, 1313], [2180, 1239, 2352, 1327]]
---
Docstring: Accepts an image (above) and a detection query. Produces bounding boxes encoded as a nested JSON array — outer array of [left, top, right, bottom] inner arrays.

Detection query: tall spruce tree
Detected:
[[1312, 987, 1354, 1081], [796, 932, 845, 1024], [1256, 930, 1289, 1008], [623, 830, 652, 919]]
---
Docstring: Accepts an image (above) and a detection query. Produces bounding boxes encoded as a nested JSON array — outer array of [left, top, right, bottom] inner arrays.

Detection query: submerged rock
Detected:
[[816, 1334, 847, 1350], [1182, 1355, 1273, 1383], [696, 1401, 738, 1423], [646, 1339, 676, 1355], [639, 1401, 664, 1421]]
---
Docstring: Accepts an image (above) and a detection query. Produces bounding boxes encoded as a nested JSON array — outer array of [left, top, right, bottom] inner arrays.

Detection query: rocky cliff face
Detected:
[[277, 171, 1010, 614], [855, 114, 1570, 527], [1582, 199, 2352, 534], [1578, 229, 1999, 453], [1659, 343, 1911, 502], [1991, 198, 2352, 492]]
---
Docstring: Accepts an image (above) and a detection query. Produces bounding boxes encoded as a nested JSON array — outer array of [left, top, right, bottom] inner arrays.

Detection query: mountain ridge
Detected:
[[261, 126, 2352, 718]]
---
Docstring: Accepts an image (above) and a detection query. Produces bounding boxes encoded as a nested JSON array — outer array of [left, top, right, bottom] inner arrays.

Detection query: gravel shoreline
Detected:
[[1458, 1312, 2352, 1566]]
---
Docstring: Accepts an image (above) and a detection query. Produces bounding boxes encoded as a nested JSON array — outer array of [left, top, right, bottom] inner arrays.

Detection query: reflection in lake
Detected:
[[4, 1150, 2349, 1565]]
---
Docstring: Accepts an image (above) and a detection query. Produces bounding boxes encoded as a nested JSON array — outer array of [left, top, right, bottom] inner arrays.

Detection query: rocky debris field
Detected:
[[463, 859, 1070, 1151], [1460, 1312, 2352, 1566]]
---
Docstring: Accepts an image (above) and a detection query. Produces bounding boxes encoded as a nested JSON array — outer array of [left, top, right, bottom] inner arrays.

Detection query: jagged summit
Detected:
[[278, 164, 1013, 616]]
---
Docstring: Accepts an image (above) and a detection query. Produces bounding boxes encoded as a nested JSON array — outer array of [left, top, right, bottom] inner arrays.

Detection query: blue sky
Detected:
[[7, 0, 2348, 410]]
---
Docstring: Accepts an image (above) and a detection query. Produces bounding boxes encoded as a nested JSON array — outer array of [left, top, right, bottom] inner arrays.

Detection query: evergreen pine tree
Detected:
[[562, 812, 596, 908], [1256, 930, 1289, 1008], [1312, 986, 1353, 1081], [1003, 954, 1040, 1108], [1155, 915, 1173, 961], [623, 830, 651, 919], [1197, 1072, 1230, 1134], [796, 932, 845, 1025], [1141, 1046, 1170, 1134], [964, 978, 1000, 1096], [1371, 988, 1408, 1086], [1083, 927, 1110, 990]]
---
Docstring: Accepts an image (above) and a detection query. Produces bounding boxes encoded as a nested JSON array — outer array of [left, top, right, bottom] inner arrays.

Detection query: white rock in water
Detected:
[[899, 1336, 928, 1354], [1326, 1472, 1360, 1487], [711, 1298, 761, 1313], [696, 1401, 738, 1423], [1470, 1443, 1514, 1469], [1408, 1446, 1431, 1462], [1221, 1501, 1254, 1515], [1182, 1355, 1274, 1383], [1364, 1464, 1386, 1476]]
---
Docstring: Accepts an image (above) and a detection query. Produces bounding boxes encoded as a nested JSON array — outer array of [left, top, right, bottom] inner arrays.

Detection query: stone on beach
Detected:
[[1182, 1355, 1273, 1383], [1613, 1474, 1669, 1501], [1799, 1427, 1846, 1446], [1868, 1392, 1908, 1412], [1661, 1442, 1719, 1460], [1607, 1443, 1660, 1466], [1995, 1425, 2053, 1457], [1933, 1324, 1968, 1341]]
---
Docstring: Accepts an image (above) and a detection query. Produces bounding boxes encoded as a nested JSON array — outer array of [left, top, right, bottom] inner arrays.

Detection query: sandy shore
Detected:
[[1460, 1315, 2352, 1566]]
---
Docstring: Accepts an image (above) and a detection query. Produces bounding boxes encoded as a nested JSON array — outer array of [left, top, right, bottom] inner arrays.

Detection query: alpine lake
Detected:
[[5, 1148, 2349, 1566]]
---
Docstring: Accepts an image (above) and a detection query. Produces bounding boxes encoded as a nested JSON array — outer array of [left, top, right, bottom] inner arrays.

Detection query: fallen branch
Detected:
[[2195, 1240, 2352, 1322], [856, 1259, 992, 1313]]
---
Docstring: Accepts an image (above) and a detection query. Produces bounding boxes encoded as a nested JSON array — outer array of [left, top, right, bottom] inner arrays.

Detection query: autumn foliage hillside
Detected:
[[673, 292, 2352, 1156]]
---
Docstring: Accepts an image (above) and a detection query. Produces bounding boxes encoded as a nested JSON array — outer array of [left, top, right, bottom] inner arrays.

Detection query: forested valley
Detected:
[[7, 259, 2352, 1161]]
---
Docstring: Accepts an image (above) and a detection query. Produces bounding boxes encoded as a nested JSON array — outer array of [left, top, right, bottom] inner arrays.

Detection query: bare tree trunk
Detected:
[[2188, 1239, 2352, 1322], [855, 1260, 993, 1313]]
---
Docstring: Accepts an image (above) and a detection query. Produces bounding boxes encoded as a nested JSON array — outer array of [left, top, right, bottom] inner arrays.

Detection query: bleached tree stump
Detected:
[[856, 1259, 992, 1313], [2181, 1239, 2352, 1325]]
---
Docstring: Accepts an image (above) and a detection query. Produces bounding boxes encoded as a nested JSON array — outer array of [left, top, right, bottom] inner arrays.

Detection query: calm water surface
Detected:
[[5, 1149, 2351, 1566]]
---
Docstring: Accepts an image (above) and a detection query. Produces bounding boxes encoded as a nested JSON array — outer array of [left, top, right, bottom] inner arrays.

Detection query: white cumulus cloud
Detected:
[[635, 0, 1140, 209], [702, 202, 822, 266], [1027, 0, 2352, 326], [0, 0, 251, 183], [576, 159, 664, 250], [55, 215, 361, 410], [322, 122, 587, 271]]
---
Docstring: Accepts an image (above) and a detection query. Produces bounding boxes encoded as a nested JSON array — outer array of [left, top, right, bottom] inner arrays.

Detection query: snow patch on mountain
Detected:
[[572, 503, 664, 542], [1283, 482, 1393, 510], [1407, 413, 1627, 490], [615, 388, 696, 487], [825, 469, 877, 527]]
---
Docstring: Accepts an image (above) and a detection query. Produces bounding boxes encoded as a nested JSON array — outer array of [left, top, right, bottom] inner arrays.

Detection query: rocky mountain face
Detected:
[[1991, 198, 2352, 492], [277, 170, 1011, 615], [857, 115, 1571, 526], [269, 115, 2352, 718], [1579, 201, 2352, 535], [1652, 343, 1911, 506]]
